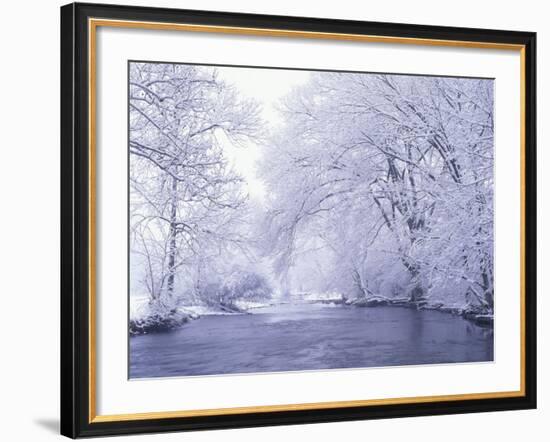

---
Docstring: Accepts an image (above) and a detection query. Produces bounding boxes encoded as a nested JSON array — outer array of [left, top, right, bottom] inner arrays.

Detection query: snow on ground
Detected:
[[130, 294, 275, 321], [130, 295, 150, 320], [233, 299, 273, 311], [291, 291, 343, 303], [177, 305, 234, 316]]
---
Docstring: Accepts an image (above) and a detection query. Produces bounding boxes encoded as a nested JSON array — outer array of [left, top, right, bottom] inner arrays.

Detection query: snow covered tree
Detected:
[[261, 72, 494, 312], [129, 62, 263, 319]]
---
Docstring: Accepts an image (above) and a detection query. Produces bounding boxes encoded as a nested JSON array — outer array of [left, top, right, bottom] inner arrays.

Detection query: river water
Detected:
[[129, 303, 493, 379]]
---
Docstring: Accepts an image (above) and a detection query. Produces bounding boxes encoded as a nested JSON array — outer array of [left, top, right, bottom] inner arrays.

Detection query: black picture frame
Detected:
[[61, 2, 537, 438]]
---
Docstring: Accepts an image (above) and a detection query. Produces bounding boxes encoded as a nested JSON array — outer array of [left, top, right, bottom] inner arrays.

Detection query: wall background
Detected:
[[0, 0, 545, 440]]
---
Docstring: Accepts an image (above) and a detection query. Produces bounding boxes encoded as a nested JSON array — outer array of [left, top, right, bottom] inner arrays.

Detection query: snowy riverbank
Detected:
[[345, 295, 493, 327], [130, 292, 492, 336], [129, 296, 275, 335]]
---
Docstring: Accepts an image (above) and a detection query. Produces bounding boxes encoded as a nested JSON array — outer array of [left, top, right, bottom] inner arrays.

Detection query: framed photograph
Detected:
[[60, 2, 536, 438]]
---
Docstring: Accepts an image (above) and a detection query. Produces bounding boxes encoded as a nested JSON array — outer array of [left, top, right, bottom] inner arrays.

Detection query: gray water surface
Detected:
[[129, 303, 493, 379]]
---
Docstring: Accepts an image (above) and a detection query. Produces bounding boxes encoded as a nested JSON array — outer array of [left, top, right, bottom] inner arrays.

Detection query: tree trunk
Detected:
[[166, 176, 178, 300], [403, 261, 425, 305]]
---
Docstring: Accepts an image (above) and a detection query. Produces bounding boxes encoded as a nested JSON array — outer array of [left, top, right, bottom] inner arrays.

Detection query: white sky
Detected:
[[216, 66, 311, 202]]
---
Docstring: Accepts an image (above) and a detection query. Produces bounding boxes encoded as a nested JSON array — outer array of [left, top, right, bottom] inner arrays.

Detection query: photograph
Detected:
[[57, 2, 537, 437], [128, 61, 495, 379]]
